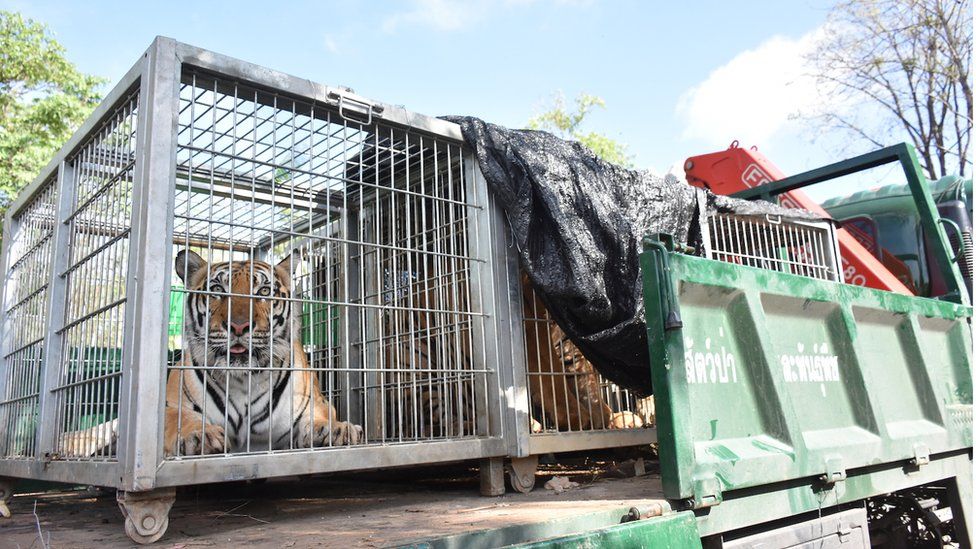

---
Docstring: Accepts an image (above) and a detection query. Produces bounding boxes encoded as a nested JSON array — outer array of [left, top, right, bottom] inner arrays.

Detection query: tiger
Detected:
[[521, 273, 644, 433], [60, 250, 363, 457], [164, 249, 362, 455]]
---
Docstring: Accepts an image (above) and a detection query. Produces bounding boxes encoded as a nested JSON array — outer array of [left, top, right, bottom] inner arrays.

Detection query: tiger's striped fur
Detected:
[[164, 250, 362, 455]]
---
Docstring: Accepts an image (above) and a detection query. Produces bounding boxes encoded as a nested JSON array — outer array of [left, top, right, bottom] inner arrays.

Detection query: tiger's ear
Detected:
[[175, 250, 207, 284], [274, 249, 303, 276]]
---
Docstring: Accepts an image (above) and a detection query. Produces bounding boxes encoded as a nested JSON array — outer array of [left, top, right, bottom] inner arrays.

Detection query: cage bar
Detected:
[[51, 89, 140, 463]]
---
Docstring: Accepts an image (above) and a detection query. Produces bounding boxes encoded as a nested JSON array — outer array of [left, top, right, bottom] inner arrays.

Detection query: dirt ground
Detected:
[[1, 454, 665, 548]]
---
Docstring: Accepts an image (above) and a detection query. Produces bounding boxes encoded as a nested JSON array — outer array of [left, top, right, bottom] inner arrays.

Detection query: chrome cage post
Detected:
[[118, 37, 181, 492], [36, 163, 75, 459]]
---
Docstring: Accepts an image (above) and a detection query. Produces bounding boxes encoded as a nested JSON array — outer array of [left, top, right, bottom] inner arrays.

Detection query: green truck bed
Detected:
[[640, 238, 972, 544]]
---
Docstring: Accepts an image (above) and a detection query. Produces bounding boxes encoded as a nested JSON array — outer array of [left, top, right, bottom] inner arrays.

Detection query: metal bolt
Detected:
[[141, 515, 156, 531], [684, 160, 694, 170]]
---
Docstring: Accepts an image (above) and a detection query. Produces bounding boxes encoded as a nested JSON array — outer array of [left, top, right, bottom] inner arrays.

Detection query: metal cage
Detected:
[[702, 213, 842, 282], [0, 38, 530, 499], [0, 39, 659, 524]]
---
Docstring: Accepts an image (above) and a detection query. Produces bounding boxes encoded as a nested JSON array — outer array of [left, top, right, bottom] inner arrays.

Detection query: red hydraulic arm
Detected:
[[684, 141, 912, 295]]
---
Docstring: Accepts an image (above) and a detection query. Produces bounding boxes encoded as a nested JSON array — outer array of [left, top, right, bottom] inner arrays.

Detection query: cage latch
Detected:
[[327, 87, 384, 125], [837, 522, 853, 542], [621, 502, 671, 522]]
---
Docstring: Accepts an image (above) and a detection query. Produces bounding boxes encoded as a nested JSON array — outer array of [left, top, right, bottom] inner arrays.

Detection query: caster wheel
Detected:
[[508, 455, 539, 494], [508, 469, 536, 493], [124, 514, 169, 545], [0, 478, 13, 518], [117, 488, 176, 545]]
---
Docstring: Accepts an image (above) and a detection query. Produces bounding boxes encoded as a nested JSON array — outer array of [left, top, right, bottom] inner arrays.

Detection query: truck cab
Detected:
[[823, 176, 973, 299]]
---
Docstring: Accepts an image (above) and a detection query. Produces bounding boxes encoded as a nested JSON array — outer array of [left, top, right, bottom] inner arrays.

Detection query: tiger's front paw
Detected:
[[311, 420, 363, 446], [336, 422, 364, 445], [608, 411, 644, 429], [172, 423, 226, 456]]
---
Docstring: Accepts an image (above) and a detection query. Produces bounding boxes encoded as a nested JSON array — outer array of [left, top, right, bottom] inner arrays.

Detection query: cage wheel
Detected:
[[0, 480, 12, 518], [508, 455, 539, 494], [124, 514, 169, 545], [117, 488, 176, 545]]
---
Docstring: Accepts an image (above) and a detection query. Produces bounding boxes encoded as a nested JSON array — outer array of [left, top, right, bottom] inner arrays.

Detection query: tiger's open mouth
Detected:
[[229, 344, 248, 354]]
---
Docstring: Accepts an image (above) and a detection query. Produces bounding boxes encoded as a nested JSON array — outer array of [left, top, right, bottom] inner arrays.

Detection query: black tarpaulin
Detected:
[[445, 116, 821, 395]]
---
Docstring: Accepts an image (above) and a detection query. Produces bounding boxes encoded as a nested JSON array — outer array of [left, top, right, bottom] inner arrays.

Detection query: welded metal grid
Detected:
[[0, 178, 59, 458], [52, 90, 139, 460], [520, 277, 649, 435], [165, 71, 491, 459], [705, 213, 840, 282]]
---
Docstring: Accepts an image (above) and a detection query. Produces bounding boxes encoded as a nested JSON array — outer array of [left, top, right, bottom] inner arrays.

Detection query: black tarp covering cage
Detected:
[[447, 116, 823, 394]]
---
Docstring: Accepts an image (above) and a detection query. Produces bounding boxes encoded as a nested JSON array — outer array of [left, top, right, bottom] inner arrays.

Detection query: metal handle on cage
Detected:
[[327, 88, 385, 126]]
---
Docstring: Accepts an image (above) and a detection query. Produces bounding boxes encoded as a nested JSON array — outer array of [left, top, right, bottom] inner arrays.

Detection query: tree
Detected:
[[528, 92, 634, 167], [0, 11, 104, 213], [809, 0, 972, 179]]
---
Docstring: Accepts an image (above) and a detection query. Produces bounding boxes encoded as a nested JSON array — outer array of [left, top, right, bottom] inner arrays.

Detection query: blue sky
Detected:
[[3, 0, 906, 201]]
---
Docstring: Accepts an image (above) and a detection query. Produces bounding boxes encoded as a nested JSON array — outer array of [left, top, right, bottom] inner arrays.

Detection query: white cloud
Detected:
[[381, 0, 592, 33], [323, 35, 340, 54], [382, 0, 492, 33], [677, 29, 826, 149]]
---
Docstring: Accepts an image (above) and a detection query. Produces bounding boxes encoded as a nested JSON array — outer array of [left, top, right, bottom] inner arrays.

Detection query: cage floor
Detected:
[[1, 455, 665, 548]]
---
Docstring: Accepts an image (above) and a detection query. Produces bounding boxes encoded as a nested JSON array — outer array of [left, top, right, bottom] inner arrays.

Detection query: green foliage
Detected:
[[0, 11, 104, 211], [527, 92, 633, 167]]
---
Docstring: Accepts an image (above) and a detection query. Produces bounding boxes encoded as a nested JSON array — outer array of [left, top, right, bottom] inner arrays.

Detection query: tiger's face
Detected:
[[175, 249, 297, 369]]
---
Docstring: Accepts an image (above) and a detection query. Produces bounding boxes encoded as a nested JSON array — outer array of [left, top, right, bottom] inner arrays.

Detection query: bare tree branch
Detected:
[[808, 0, 972, 178]]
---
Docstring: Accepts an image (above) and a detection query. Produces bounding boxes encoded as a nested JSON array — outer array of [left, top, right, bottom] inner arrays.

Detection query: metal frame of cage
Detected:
[[0, 38, 544, 498], [0, 37, 653, 506]]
